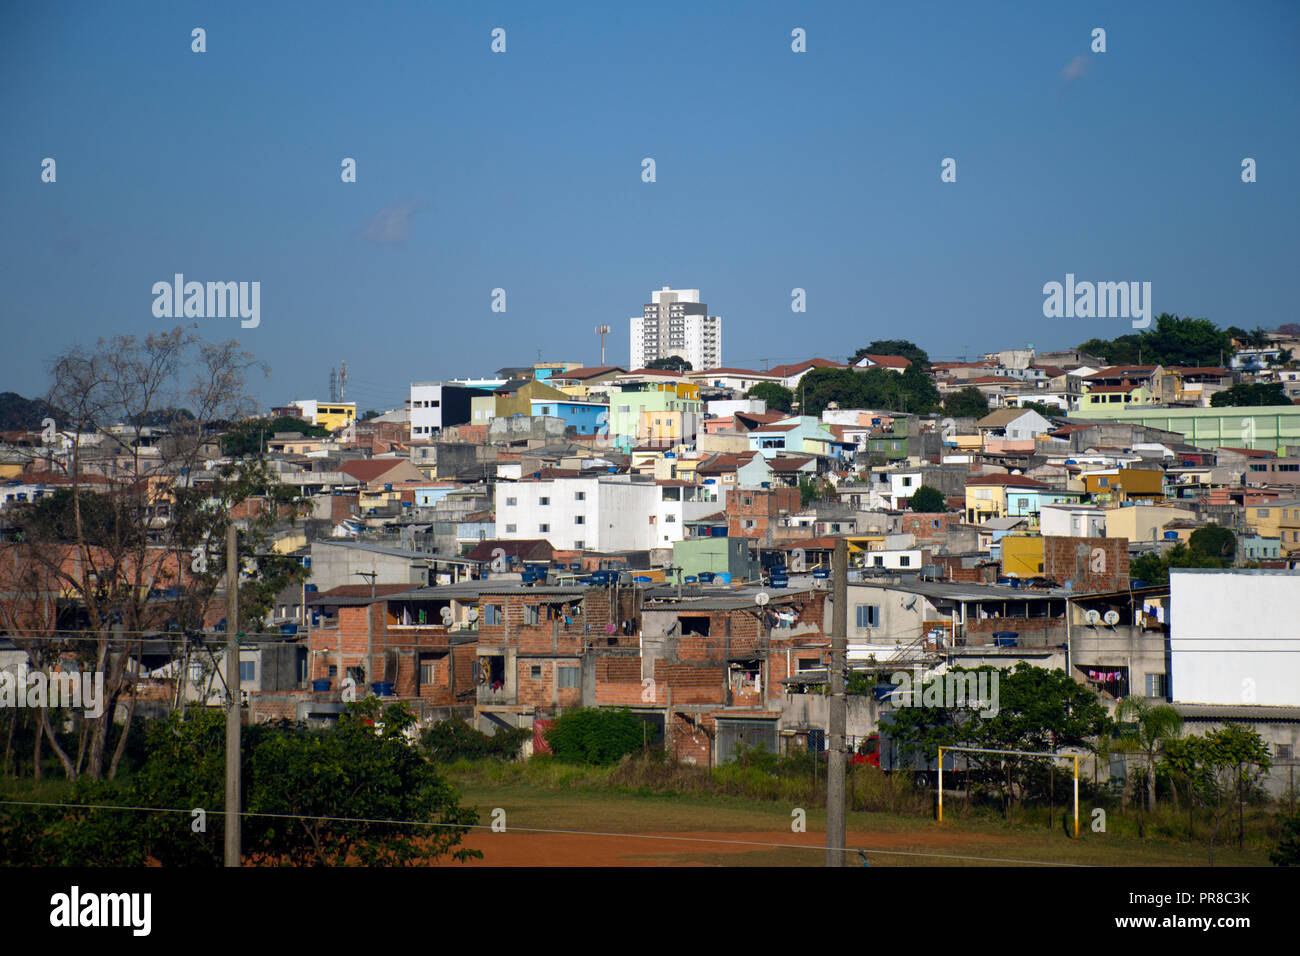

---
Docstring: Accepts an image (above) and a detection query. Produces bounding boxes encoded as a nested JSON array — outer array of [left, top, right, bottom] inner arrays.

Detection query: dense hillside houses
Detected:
[[2, 321, 1298, 797]]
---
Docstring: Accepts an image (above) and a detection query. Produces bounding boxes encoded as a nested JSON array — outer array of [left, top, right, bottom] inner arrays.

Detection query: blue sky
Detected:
[[3, 1, 1297, 414]]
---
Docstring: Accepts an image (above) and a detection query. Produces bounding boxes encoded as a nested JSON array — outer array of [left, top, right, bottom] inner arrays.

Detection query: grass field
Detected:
[[1, 762, 1278, 867], [446, 763, 1275, 867]]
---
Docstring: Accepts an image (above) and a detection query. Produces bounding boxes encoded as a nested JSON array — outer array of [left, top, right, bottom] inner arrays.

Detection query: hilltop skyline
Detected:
[[3, 1, 1298, 413]]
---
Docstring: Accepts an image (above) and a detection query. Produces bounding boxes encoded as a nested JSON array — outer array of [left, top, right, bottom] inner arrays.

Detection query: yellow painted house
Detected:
[[963, 475, 1050, 524], [1079, 383, 1153, 410], [1245, 498, 1300, 555], [1001, 535, 1045, 576], [1082, 468, 1164, 503]]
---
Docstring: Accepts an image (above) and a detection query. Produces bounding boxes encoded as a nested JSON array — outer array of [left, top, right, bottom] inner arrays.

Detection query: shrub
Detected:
[[421, 718, 529, 762], [545, 707, 646, 765]]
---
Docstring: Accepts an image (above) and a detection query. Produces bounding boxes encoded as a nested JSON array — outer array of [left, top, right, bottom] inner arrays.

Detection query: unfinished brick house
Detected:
[[305, 583, 480, 717], [471, 583, 641, 734], [618, 587, 828, 765], [725, 486, 801, 545]]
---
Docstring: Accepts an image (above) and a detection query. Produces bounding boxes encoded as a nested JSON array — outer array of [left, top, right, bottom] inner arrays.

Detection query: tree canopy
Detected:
[[941, 387, 989, 419], [645, 355, 692, 372], [798, 365, 939, 417], [1077, 314, 1233, 367], [746, 381, 794, 413], [908, 485, 946, 513], [849, 340, 930, 369], [1210, 382, 1288, 407]]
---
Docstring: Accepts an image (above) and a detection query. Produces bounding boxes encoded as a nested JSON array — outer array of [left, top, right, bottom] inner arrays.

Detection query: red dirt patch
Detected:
[[443, 826, 1018, 866]]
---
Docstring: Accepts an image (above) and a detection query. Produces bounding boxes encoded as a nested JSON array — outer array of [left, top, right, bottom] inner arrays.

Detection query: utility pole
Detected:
[[224, 522, 241, 867], [826, 537, 848, 867], [357, 569, 377, 690]]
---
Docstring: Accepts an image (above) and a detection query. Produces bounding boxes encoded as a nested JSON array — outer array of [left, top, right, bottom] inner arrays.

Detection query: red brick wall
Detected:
[[726, 486, 800, 540], [1042, 536, 1129, 591], [654, 661, 726, 705]]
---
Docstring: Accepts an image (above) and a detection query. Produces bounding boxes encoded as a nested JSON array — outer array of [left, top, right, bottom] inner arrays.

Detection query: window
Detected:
[[1098, 477, 1109, 488], [902, 476, 912, 487], [539, 497, 550, 506], [420, 659, 437, 684], [742, 496, 752, 506], [1017, 498, 1029, 509], [328, 665, 338, 677], [506, 497, 517, 507], [1145, 673, 1167, 697], [874, 555, 884, 567], [665, 514, 676, 522], [1258, 508, 1270, 517], [574, 540, 584, 549], [574, 515, 585, 524], [575, 491, 586, 500], [855, 605, 880, 628], [558, 666, 580, 688], [899, 555, 911, 567], [530, 665, 542, 679], [506, 523, 517, 533], [239, 661, 256, 682], [743, 519, 756, 529], [483, 605, 502, 626], [539, 523, 550, 533], [524, 605, 539, 626]]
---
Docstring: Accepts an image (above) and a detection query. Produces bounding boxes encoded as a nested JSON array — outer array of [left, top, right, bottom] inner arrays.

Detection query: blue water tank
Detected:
[[716, 572, 732, 584], [1164, 530, 1179, 539], [698, 572, 716, 583], [992, 632, 1019, 647]]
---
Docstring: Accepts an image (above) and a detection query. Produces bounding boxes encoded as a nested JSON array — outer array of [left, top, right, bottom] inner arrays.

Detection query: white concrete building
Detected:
[[496, 475, 690, 552], [1169, 569, 1300, 708], [1039, 503, 1107, 538], [629, 287, 722, 371]]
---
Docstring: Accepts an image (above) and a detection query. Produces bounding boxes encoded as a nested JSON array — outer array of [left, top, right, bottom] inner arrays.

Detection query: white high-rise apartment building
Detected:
[[629, 286, 722, 371]]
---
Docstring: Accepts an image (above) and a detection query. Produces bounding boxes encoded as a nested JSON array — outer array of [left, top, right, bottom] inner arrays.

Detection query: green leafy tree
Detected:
[[1131, 539, 1233, 585], [1111, 697, 1184, 836], [970, 664, 1112, 813], [908, 485, 946, 513], [941, 387, 989, 419], [645, 356, 692, 372], [1078, 314, 1233, 368], [1016, 401, 1060, 418], [247, 699, 480, 865], [220, 416, 329, 456], [849, 340, 931, 369], [1210, 382, 1288, 407], [746, 382, 794, 413], [1, 700, 481, 866], [798, 475, 827, 506], [1187, 523, 1236, 563], [1269, 811, 1300, 866], [1191, 724, 1272, 865], [421, 717, 529, 762], [545, 707, 646, 764]]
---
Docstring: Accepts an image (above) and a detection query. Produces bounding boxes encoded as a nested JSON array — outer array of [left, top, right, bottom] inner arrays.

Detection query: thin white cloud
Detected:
[[1061, 55, 1088, 82], [362, 198, 427, 244]]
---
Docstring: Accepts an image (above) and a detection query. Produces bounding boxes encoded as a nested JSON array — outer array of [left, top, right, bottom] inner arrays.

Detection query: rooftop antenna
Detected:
[[339, 361, 347, 402], [329, 368, 338, 403], [595, 325, 611, 366]]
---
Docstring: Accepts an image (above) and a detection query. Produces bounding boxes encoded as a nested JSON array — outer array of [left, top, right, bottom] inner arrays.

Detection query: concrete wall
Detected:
[[1170, 569, 1300, 707]]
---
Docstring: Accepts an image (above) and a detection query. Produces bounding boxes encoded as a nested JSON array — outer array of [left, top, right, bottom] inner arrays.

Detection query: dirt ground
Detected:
[[443, 826, 1018, 866]]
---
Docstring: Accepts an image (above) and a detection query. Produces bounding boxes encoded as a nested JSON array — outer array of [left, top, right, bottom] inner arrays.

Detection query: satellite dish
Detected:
[[1103, 610, 1120, 626], [754, 591, 770, 606], [467, 607, 479, 621], [1084, 609, 1101, 625]]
